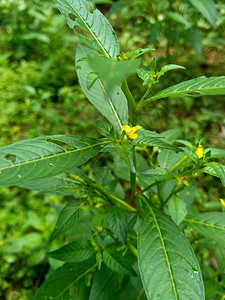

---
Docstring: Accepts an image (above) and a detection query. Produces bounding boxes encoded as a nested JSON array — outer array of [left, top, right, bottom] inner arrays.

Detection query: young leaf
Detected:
[[157, 150, 184, 169], [50, 199, 84, 241], [142, 167, 175, 181], [159, 64, 186, 75], [167, 195, 187, 225], [138, 76, 225, 109], [116, 142, 135, 173], [47, 240, 97, 262], [202, 162, 225, 186], [184, 212, 225, 247], [0, 135, 106, 187], [137, 201, 204, 299], [106, 206, 128, 245], [103, 248, 137, 276], [89, 265, 123, 300], [134, 129, 182, 152], [87, 54, 140, 95], [95, 120, 113, 137], [76, 45, 128, 133], [34, 260, 95, 300], [188, 0, 217, 27], [54, 0, 119, 58]]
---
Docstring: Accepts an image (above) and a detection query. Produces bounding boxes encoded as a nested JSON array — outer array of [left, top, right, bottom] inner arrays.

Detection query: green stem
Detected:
[[137, 288, 144, 300], [121, 78, 137, 125], [67, 173, 136, 212], [128, 243, 137, 257], [131, 147, 143, 214], [136, 87, 151, 110], [138, 180, 164, 195], [169, 155, 189, 173], [160, 184, 185, 208]]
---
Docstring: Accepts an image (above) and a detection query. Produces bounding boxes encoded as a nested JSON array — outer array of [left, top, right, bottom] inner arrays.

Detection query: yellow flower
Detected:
[[122, 125, 142, 140], [195, 145, 204, 159], [220, 198, 225, 208]]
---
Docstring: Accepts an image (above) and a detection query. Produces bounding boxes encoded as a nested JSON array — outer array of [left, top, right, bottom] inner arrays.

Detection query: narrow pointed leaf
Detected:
[[159, 64, 185, 74], [50, 199, 84, 241], [0, 135, 106, 187], [188, 0, 217, 27], [89, 265, 123, 300], [184, 213, 225, 247], [54, 0, 119, 58], [47, 240, 97, 262], [103, 248, 137, 276], [76, 45, 128, 133], [135, 129, 182, 152], [138, 76, 225, 109], [138, 201, 204, 299], [106, 206, 128, 245], [34, 260, 95, 300]]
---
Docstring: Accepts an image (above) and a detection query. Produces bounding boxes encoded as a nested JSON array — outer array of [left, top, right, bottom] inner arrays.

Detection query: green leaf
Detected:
[[135, 129, 182, 152], [138, 76, 225, 109], [184, 213, 225, 247], [159, 64, 186, 75], [142, 167, 175, 181], [121, 47, 155, 60], [0, 135, 106, 187], [106, 206, 128, 245], [204, 148, 225, 158], [54, 0, 119, 58], [188, 0, 217, 27], [116, 142, 135, 172], [47, 240, 97, 262], [166, 12, 192, 28], [138, 201, 204, 299], [50, 199, 84, 241], [76, 45, 128, 133], [158, 150, 184, 169], [167, 195, 187, 225], [17, 174, 85, 196], [87, 54, 140, 95], [103, 248, 137, 276], [203, 162, 225, 186], [215, 246, 225, 282], [34, 260, 95, 300], [89, 265, 123, 300], [95, 120, 113, 137]]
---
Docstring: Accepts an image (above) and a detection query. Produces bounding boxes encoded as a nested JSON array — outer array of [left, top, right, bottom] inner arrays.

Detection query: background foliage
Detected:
[[0, 0, 224, 299]]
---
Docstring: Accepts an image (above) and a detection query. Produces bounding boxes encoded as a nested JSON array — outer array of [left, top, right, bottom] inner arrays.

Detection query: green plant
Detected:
[[1, 0, 225, 299]]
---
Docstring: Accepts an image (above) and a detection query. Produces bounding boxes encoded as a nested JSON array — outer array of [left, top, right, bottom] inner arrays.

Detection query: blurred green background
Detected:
[[0, 0, 224, 299]]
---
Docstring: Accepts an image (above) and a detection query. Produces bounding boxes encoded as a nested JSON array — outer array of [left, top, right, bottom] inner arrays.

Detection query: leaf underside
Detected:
[[76, 45, 128, 133], [138, 202, 204, 300]]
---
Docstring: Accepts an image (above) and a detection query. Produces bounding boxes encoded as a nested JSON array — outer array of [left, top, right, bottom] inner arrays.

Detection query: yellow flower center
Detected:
[[195, 145, 204, 159], [122, 125, 142, 140]]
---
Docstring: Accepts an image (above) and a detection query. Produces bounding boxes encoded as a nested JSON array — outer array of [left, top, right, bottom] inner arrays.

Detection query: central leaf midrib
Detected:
[[144, 199, 179, 299], [0, 140, 109, 172]]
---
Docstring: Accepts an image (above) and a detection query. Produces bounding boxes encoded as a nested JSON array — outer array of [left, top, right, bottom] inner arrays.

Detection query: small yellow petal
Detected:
[[129, 126, 142, 134], [122, 125, 131, 133], [220, 198, 225, 208], [129, 133, 138, 139], [195, 145, 204, 159]]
